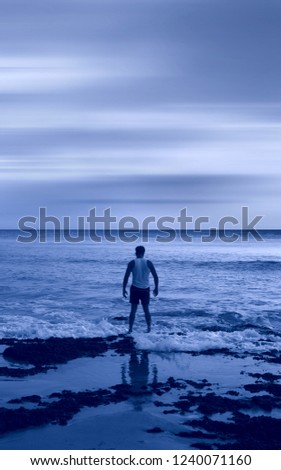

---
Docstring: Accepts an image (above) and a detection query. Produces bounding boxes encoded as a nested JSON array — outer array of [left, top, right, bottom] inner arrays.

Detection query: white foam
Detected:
[[133, 326, 281, 354], [0, 315, 124, 339], [1, 312, 280, 356]]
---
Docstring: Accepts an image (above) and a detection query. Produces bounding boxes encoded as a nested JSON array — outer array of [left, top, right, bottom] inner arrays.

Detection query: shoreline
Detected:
[[0, 335, 281, 450]]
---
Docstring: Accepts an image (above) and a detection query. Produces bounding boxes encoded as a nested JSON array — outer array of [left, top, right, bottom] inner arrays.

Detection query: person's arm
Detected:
[[122, 260, 134, 298], [147, 260, 159, 296]]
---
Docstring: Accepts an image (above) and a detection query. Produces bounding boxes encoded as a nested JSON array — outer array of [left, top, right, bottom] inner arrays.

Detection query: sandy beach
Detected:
[[1, 334, 281, 450]]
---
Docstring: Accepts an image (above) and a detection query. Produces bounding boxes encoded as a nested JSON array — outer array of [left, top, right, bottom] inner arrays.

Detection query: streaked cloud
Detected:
[[1, 105, 281, 181], [1, 0, 281, 227], [1, 174, 279, 229], [0, 54, 160, 93], [2, 104, 281, 130]]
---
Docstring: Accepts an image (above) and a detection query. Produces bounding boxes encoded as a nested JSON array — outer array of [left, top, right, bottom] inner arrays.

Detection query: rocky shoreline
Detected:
[[1, 335, 281, 449]]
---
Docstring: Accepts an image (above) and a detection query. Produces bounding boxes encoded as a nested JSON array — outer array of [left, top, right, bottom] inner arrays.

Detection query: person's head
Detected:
[[135, 245, 145, 258]]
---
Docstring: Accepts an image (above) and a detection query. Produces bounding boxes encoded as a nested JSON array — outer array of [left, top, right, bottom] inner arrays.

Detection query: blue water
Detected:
[[1, 230, 281, 355]]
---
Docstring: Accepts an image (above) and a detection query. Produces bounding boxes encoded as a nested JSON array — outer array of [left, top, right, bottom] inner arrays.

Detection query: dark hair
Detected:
[[135, 245, 145, 256]]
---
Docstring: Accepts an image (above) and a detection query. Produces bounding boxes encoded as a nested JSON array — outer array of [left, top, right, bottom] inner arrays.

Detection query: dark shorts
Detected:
[[130, 285, 150, 305]]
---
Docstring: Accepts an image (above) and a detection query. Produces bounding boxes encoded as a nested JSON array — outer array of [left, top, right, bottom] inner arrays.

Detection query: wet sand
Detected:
[[0, 335, 281, 450]]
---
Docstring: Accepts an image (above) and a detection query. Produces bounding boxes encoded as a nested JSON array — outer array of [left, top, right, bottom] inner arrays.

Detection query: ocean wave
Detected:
[[134, 327, 281, 354], [1, 312, 280, 357], [195, 260, 281, 270]]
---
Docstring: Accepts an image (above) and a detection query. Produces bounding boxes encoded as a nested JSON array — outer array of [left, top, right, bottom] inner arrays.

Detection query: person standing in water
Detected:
[[123, 246, 159, 333]]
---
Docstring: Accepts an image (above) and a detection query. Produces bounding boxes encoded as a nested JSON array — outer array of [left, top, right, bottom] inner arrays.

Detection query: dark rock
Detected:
[[146, 427, 163, 433], [191, 412, 281, 449], [0, 366, 52, 377], [248, 373, 281, 383], [244, 383, 281, 396], [176, 430, 217, 439], [2, 335, 136, 367], [185, 379, 211, 389], [3, 337, 108, 366], [0, 388, 127, 436], [8, 395, 41, 405], [153, 401, 172, 408], [192, 442, 215, 449]]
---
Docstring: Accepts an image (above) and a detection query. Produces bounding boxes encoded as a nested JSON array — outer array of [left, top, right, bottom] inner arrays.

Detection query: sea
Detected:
[[1, 229, 281, 356]]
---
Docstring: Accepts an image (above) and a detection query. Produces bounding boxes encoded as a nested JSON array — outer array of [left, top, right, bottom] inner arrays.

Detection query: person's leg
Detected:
[[142, 304, 151, 332], [129, 304, 138, 333]]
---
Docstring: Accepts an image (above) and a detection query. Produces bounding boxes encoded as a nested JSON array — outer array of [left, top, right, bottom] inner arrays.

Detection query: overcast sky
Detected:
[[1, 0, 281, 228]]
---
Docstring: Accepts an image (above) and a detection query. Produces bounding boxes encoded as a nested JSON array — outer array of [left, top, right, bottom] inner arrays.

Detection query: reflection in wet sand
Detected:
[[122, 351, 157, 411]]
